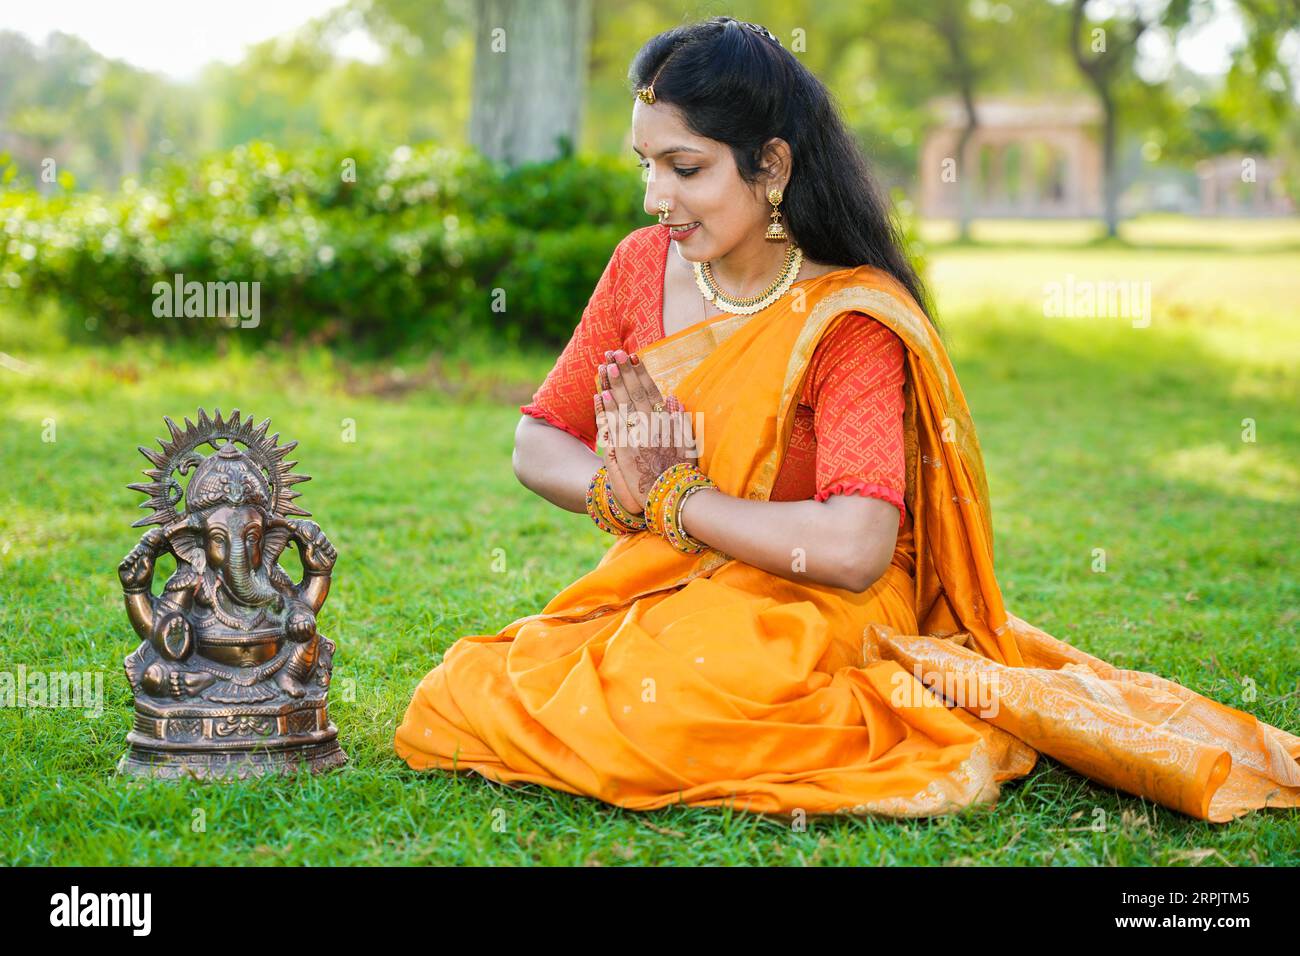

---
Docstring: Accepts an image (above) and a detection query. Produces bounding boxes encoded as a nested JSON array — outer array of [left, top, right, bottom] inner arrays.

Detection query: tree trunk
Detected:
[[1100, 92, 1119, 239], [1069, 0, 1141, 241], [935, 1, 979, 243], [955, 93, 978, 243], [470, 0, 592, 167]]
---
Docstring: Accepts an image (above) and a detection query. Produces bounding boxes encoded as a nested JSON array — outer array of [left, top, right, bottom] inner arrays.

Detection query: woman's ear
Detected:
[[758, 137, 792, 190]]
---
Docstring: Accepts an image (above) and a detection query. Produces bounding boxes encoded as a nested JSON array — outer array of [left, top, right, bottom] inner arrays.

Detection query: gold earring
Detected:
[[658, 200, 671, 224], [765, 188, 786, 241]]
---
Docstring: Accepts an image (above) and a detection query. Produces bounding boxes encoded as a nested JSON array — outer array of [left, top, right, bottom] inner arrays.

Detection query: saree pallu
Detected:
[[394, 266, 1300, 822]]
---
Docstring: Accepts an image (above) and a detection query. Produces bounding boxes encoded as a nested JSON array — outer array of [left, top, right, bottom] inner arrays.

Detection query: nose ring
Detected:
[[657, 200, 670, 224]]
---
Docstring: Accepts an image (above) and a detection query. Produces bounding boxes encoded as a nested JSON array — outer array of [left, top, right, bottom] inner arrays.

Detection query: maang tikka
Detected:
[[636, 22, 781, 105]]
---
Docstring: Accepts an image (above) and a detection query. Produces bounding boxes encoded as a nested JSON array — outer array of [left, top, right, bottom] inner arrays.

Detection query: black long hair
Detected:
[[628, 16, 937, 328]]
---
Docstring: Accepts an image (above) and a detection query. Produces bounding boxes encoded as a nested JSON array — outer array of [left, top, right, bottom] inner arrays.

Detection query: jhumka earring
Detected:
[[765, 188, 787, 241]]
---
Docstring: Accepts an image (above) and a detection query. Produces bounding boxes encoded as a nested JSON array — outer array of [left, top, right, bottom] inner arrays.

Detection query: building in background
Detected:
[[919, 96, 1295, 220], [1195, 155, 1295, 216], [919, 96, 1104, 220]]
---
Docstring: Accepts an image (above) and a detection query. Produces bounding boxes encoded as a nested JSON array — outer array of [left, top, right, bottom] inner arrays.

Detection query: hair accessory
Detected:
[[636, 54, 671, 105], [638, 21, 781, 105], [721, 17, 781, 46]]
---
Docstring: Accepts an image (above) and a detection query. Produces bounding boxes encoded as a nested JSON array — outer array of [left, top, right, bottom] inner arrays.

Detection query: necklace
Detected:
[[693, 243, 804, 315]]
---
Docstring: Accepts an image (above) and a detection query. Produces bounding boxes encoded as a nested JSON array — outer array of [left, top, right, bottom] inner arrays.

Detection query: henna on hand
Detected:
[[594, 389, 646, 514], [598, 349, 700, 507]]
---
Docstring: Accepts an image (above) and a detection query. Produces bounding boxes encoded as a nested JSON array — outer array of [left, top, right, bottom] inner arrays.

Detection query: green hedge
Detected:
[[0, 142, 641, 351], [0, 142, 924, 352]]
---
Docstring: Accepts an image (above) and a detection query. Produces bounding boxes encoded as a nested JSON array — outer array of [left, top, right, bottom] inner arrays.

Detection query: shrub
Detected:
[[0, 144, 927, 352], [0, 143, 640, 351]]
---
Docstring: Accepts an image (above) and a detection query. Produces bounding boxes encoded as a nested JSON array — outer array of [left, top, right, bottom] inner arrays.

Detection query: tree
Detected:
[[1068, 0, 1206, 237], [470, 0, 593, 166], [864, 0, 1068, 236], [932, 0, 983, 241]]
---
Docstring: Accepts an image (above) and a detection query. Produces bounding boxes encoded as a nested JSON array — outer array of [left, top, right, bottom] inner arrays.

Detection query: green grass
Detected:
[[1, 227, 1298, 865]]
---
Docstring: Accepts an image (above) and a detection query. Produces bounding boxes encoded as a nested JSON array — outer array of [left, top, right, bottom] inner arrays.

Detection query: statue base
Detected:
[[116, 694, 347, 780]]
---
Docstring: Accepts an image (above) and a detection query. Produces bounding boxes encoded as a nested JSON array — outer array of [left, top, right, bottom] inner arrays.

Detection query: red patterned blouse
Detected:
[[520, 225, 908, 529]]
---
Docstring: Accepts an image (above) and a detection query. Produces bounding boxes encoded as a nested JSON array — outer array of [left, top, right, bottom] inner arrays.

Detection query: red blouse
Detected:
[[520, 225, 907, 528]]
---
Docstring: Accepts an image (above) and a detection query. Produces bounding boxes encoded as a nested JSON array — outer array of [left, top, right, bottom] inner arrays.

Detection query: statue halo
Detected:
[[128, 407, 312, 528]]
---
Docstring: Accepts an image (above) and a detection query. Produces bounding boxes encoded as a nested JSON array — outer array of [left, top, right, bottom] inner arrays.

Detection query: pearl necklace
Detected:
[[693, 244, 804, 315]]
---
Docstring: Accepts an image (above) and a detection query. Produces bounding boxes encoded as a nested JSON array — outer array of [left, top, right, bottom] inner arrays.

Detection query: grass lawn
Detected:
[[1, 226, 1297, 865]]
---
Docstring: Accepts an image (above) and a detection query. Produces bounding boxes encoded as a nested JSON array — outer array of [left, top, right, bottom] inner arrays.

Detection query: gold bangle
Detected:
[[645, 462, 715, 553], [645, 462, 695, 534], [669, 482, 712, 552], [586, 466, 646, 534], [605, 472, 647, 530]]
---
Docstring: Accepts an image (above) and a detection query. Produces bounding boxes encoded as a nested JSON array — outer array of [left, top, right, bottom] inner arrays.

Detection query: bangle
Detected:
[[645, 462, 716, 554], [672, 482, 712, 552], [585, 465, 647, 534]]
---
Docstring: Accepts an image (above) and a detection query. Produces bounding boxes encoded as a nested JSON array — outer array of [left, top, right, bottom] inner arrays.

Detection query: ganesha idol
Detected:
[[115, 408, 347, 778]]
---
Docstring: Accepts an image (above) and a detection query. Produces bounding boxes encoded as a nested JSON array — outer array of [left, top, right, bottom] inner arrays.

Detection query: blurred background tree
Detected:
[[1, 0, 1293, 194], [0, 0, 1295, 350]]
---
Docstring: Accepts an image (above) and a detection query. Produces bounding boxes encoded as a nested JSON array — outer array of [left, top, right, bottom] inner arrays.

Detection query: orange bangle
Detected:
[[645, 462, 715, 553], [585, 466, 646, 534]]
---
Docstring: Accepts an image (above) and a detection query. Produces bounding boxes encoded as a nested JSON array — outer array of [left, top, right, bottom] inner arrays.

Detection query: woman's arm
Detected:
[[677, 488, 898, 592], [516, 408, 896, 589], [597, 349, 901, 593], [512, 415, 602, 514]]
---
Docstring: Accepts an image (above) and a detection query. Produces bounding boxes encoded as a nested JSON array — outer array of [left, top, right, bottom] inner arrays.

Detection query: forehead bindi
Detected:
[[632, 107, 705, 159]]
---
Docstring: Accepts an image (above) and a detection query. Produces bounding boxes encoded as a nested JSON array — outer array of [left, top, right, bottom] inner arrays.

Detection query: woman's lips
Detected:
[[668, 221, 701, 239]]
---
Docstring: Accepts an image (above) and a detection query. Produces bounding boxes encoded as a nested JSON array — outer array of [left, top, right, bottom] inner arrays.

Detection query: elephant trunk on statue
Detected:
[[222, 527, 281, 608]]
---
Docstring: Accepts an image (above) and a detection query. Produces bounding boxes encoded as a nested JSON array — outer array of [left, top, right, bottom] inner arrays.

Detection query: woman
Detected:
[[394, 17, 1299, 822]]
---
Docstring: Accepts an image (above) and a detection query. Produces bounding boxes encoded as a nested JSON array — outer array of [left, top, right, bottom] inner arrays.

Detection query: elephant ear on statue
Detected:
[[164, 514, 208, 576], [262, 515, 294, 569], [127, 407, 314, 569]]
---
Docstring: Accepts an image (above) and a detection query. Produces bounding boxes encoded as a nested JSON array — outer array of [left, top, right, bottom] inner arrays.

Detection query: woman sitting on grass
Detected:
[[394, 16, 1299, 823]]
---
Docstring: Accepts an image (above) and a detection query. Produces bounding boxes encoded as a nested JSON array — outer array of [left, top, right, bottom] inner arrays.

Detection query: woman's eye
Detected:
[[637, 161, 697, 178]]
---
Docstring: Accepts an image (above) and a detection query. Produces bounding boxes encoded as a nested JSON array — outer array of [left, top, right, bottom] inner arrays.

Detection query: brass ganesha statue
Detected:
[[116, 408, 347, 778]]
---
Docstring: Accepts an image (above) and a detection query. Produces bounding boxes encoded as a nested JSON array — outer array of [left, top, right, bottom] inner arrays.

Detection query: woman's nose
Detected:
[[643, 173, 670, 218], [645, 193, 674, 221]]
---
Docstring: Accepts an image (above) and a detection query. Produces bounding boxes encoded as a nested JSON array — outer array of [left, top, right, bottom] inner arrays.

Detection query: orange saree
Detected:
[[394, 264, 1300, 822]]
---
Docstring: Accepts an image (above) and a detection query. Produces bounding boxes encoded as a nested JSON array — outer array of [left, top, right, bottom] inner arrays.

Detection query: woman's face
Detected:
[[632, 101, 772, 261]]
